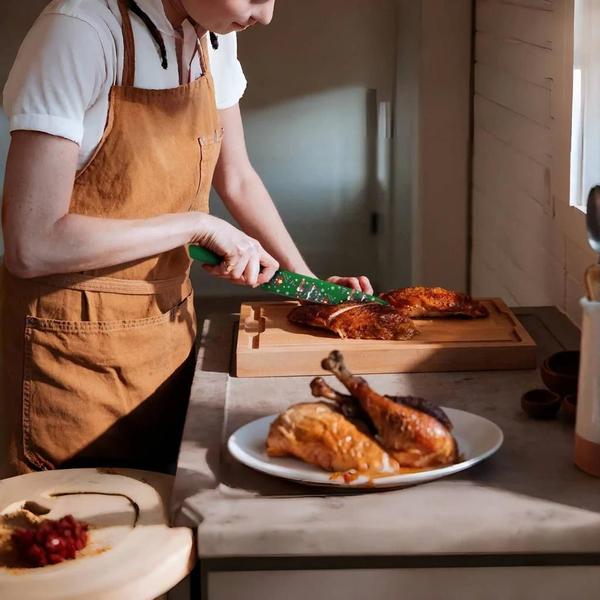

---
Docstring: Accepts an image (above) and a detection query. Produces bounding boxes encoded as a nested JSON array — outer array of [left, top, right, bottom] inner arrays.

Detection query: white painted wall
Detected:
[[392, 0, 472, 292], [472, 0, 595, 323]]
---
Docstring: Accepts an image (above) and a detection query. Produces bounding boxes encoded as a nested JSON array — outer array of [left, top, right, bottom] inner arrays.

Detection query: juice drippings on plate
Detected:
[[329, 465, 431, 484]]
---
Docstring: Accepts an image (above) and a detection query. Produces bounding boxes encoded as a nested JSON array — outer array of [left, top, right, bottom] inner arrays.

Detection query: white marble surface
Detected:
[[172, 306, 600, 561]]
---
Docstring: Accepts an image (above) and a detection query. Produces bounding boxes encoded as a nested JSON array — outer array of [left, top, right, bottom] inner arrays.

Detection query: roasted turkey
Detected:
[[310, 377, 453, 436], [287, 286, 487, 341], [265, 352, 458, 478], [266, 402, 400, 477], [380, 286, 488, 319], [287, 302, 418, 341], [320, 351, 458, 468]]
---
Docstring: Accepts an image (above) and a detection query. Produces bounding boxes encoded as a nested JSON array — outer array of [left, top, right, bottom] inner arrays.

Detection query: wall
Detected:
[[393, 0, 472, 291], [471, 0, 596, 322], [0, 1, 48, 188]]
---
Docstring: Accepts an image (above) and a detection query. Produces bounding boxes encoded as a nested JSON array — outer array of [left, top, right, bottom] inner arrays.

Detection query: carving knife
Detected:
[[189, 246, 387, 305]]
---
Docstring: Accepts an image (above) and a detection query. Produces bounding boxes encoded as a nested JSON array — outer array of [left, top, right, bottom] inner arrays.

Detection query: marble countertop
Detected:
[[172, 304, 600, 561]]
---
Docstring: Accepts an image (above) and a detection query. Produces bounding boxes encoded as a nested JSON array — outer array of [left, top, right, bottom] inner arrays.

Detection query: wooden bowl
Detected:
[[540, 351, 580, 397], [562, 394, 578, 423], [521, 389, 561, 420]]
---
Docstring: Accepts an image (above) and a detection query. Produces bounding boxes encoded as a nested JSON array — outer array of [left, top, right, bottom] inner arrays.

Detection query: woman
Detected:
[[0, 0, 372, 476]]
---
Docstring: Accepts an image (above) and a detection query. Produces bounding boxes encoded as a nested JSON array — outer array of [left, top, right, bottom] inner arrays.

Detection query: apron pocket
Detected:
[[22, 292, 196, 471], [194, 128, 224, 212]]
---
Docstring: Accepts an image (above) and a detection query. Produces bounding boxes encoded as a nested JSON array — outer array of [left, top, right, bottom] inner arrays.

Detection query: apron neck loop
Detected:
[[197, 34, 209, 78], [186, 17, 210, 77], [117, 0, 136, 87]]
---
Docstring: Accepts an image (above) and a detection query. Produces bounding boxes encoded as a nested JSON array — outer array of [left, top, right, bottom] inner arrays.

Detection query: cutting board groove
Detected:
[[234, 298, 537, 377]]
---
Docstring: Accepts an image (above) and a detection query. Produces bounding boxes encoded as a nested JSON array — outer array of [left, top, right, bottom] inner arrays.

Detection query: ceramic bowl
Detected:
[[540, 351, 580, 397], [562, 394, 578, 423], [521, 389, 561, 420]]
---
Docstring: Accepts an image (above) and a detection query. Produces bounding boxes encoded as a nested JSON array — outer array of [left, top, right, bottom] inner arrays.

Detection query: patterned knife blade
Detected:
[[188, 245, 387, 305]]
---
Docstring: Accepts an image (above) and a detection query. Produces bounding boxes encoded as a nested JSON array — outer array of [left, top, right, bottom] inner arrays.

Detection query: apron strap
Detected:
[[198, 34, 210, 77], [118, 0, 136, 87], [187, 17, 211, 78], [177, 32, 208, 86]]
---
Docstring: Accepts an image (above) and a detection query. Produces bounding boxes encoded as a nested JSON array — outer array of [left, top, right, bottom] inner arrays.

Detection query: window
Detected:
[[570, 0, 600, 212]]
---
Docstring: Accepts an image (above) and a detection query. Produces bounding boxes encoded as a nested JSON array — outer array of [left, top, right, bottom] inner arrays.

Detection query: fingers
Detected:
[[257, 251, 279, 285], [202, 264, 233, 279], [328, 276, 360, 291], [229, 253, 250, 281], [202, 238, 278, 288], [328, 275, 374, 294], [358, 275, 374, 295], [243, 252, 261, 287]]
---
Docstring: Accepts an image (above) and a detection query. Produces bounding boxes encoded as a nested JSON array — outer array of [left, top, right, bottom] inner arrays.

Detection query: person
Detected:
[[0, 0, 373, 476]]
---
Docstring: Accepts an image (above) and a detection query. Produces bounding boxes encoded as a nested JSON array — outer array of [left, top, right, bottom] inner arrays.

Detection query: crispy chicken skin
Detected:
[[321, 351, 458, 468], [310, 377, 453, 434], [288, 286, 487, 342], [380, 287, 488, 319], [287, 302, 418, 341], [266, 402, 400, 476]]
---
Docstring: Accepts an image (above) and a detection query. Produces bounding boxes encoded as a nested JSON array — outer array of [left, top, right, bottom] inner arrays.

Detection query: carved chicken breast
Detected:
[[287, 302, 418, 341], [266, 402, 400, 476], [380, 287, 488, 319], [321, 351, 458, 468]]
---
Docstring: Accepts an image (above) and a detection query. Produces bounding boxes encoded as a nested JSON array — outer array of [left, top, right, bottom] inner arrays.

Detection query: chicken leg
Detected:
[[310, 377, 376, 435], [321, 351, 458, 468]]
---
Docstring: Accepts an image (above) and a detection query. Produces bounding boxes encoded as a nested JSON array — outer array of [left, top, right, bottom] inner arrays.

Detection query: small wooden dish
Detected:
[[521, 389, 561, 419], [562, 394, 578, 423], [540, 351, 580, 397]]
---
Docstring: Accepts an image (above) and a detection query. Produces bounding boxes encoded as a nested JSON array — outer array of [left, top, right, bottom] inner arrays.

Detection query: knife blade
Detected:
[[189, 245, 387, 305]]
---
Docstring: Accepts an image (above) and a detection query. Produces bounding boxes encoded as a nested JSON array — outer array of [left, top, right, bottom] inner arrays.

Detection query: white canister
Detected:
[[575, 298, 600, 477]]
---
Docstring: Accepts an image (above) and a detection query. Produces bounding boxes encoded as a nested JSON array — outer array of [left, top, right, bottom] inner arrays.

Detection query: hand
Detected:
[[191, 214, 279, 287], [327, 275, 374, 295]]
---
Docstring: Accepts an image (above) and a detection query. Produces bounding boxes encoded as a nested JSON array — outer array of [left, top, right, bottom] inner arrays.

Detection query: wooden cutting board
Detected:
[[234, 298, 537, 377]]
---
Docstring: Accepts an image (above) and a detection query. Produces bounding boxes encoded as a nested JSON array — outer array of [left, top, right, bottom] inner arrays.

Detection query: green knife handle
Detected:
[[189, 245, 222, 266]]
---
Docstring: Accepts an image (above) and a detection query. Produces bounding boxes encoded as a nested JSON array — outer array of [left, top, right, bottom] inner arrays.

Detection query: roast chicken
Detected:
[[319, 351, 457, 468], [266, 402, 400, 477], [287, 286, 487, 341], [265, 352, 458, 478], [288, 302, 418, 341], [380, 287, 489, 319], [310, 377, 453, 436]]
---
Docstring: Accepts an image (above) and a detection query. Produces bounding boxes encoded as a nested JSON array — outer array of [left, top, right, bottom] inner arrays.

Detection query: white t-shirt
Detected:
[[3, 0, 247, 169]]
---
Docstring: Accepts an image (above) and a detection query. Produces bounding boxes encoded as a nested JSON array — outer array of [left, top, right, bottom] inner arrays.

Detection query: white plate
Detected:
[[227, 408, 503, 489]]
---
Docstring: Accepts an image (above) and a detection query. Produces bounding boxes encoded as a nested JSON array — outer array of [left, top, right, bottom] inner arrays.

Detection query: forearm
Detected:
[[219, 170, 313, 276], [5, 211, 205, 278]]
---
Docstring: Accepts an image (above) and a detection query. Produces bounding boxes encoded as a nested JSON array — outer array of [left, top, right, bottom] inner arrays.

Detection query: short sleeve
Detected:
[[3, 12, 107, 145], [208, 32, 247, 110]]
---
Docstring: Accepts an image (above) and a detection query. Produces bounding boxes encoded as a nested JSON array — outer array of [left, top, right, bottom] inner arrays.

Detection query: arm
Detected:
[[212, 104, 312, 275], [212, 104, 373, 293], [2, 130, 277, 285]]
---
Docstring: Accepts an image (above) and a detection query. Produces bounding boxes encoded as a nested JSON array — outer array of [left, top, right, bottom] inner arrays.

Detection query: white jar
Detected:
[[575, 298, 600, 476]]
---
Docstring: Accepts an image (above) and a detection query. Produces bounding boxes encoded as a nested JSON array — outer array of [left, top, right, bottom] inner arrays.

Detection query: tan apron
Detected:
[[0, 0, 222, 476]]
